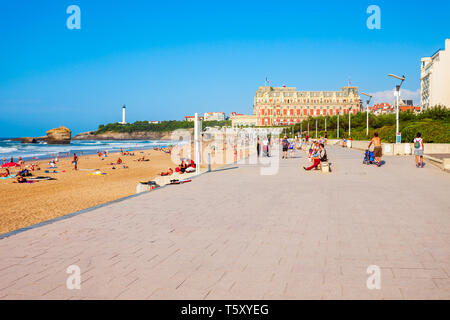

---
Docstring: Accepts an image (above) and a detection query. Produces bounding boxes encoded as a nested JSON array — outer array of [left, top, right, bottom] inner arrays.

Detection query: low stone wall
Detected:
[[328, 139, 450, 156]]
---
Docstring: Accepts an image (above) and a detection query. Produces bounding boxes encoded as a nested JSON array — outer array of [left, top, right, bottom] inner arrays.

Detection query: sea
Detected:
[[0, 139, 175, 162]]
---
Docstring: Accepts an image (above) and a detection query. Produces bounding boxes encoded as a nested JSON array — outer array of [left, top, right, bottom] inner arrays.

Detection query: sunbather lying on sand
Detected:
[[14, 175, 27, 183], [160, 168, 173, 176]]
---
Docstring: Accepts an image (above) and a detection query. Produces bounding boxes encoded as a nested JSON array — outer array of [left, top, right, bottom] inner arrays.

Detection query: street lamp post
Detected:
[[348, 107, 352, 138], [361, 92, 373, 136], [388, 74, 406, 143], [315, 119, 318, 138], [337, 112, 340, 139]]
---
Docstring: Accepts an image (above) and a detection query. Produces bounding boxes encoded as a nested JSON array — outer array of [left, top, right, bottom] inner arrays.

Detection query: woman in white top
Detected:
[[413, 132, 424, 168]]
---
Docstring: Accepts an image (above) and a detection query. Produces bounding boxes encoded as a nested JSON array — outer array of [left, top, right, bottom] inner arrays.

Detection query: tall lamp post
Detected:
[[388, 74, 405, 143], [348, 106, 352, 137], [315, 119, 318, 139], [361, 92, 373, 136], [337, 111, 340, 139]]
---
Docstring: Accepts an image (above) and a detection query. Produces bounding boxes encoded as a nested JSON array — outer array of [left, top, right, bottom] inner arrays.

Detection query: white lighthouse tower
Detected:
[[120, 105, 127, 124]]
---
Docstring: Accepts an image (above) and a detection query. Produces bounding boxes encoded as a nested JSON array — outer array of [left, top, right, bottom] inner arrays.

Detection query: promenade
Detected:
[[0, 145, 449, 299]]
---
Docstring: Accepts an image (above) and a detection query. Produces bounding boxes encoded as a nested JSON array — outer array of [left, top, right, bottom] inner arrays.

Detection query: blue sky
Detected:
[[0, 0, 449, 136]]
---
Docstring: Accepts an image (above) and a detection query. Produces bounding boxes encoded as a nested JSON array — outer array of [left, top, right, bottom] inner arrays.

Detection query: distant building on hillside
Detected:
[[230, 114, 257, 127], [184, 115, 204, 122], [400, 99, 414, 107], [399, 106, 421, 113], [253, 86, 361, 126], [421, 39, 450, 110], [148, 121, 160, 124], [203, 112, 226, 121], [369, 103, 393, 115], [369, 102, 421, 114]]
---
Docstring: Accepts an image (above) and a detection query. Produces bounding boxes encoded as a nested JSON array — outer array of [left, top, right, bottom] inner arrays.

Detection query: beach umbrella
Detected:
[[1, 162, 20, 168]]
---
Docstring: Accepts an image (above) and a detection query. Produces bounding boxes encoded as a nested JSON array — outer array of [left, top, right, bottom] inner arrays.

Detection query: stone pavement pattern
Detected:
[[0, 146, 449, 299]]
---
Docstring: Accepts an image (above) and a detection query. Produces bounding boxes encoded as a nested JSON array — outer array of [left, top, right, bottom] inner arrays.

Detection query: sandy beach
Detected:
[[0, 141, 245, 235]]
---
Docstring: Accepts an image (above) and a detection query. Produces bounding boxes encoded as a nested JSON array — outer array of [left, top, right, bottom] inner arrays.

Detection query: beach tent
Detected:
[[1, 162, 20, 168]]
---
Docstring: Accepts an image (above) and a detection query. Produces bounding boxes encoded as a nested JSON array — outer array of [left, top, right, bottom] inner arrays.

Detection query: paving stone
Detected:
[[0, 146, 448, 299]]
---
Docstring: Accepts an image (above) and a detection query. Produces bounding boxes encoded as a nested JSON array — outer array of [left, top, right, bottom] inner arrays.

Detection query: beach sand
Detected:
[[0, 142, 245, 235]]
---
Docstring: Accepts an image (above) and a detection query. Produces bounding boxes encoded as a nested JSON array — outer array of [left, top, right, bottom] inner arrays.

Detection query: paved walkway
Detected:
[[0, 146, 449, 299]]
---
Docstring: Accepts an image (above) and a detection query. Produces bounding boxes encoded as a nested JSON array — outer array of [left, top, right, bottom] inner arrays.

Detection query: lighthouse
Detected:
[[121, 105, 127, 124]]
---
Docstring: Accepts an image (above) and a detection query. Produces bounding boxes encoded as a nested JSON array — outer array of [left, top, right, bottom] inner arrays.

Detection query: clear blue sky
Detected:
[[1, 0, 449, 136]]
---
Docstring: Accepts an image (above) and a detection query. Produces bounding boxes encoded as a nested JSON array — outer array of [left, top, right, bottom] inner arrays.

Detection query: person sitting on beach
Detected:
[[0, 168, 10, 177], [116, 157, 123, 164], [29, 163, 40, 171], [179, 160, 187, 173], [136, 156, 149, 162], [19, 168, 32, 177], [160, 168, 173, 176], [18, 158, 25, 168]]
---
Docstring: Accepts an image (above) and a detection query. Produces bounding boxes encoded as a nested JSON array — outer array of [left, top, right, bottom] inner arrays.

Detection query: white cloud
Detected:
[[369, 88, 420, 105]]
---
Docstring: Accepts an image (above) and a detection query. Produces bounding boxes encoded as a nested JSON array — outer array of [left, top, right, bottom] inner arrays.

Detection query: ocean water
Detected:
[[0, 139, 176, 162]]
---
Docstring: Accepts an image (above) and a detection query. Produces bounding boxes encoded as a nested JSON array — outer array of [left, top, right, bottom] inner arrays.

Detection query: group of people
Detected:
[[256, 136, 272, 157], [153, 146, 172, 154], [281, 136, 296, 159], [304, 141, 328, 171], [161, 159, 196, 176], [363, 132, 424, 168]]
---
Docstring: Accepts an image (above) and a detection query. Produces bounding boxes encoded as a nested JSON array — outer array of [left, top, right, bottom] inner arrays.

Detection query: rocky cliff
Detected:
[[46, 126, 71, 144], [72, 130, 186, 141], [13, 126, 71, 144]]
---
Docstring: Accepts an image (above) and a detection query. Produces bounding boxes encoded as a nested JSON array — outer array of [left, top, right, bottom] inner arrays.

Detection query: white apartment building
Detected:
[[420, 39, 450, 110]]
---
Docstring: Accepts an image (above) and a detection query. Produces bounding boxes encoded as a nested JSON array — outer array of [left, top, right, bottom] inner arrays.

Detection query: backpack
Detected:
[[414, 139, 421, 149]]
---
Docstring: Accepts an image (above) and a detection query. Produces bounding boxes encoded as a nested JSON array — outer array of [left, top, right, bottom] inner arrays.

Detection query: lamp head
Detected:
[[388, 74, 406, 81]]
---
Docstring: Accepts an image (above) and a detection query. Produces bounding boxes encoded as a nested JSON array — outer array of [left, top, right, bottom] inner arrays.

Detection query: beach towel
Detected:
[[28, 176, 56, 181], [90, 171, 107, 176]]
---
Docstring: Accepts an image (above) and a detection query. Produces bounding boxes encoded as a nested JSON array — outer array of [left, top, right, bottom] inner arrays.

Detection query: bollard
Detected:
[[208, 153, 211, 172]]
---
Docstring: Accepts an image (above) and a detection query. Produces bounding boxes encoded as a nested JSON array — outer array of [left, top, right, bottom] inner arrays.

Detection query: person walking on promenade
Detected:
[[413, 132, 424, 168], [281, 135, 289, 159], [368, 132, 382, 167], [256, 136, 261, 157]]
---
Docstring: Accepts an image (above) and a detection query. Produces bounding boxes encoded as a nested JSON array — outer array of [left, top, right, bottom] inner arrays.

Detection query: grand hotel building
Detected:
[[254, 86, 362, 126]]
